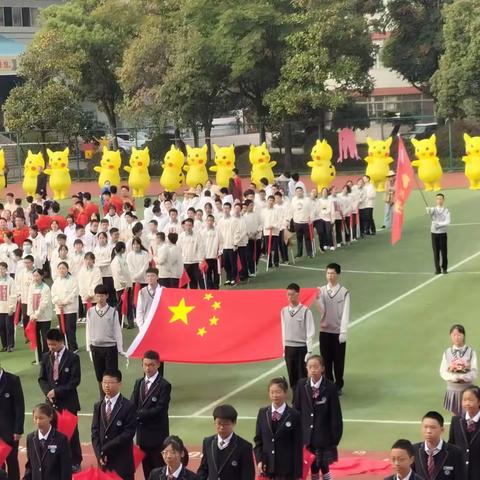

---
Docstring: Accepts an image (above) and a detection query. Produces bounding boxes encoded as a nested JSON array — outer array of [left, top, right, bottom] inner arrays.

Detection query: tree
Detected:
[[431, 0, 480, 118], [381, 0, 452, 96], [39, 0, 141, 144], [3, 30, 84, 145]]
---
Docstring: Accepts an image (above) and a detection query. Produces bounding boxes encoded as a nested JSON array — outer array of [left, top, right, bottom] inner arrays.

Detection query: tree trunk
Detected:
[[102, 100, 118, 150], [283, 121, 293, 172], [318, 110, 326, 140], [40, 130, 47, 162], [192, 124, 199, 148], [204, 123, 212, 162]]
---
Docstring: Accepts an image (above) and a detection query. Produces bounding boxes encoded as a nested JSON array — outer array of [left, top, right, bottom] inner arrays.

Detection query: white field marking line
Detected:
[[22, 412, 434, 425], [192, 248, 480, 417], [450, 222, 480, 226], [280, 264, 433, 275]]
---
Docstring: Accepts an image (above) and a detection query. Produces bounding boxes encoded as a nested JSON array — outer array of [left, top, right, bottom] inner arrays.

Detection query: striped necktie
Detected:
[[427, 449, 435, 479], [467, 419, 476, 433], [105, 400, 112, 423], [52, 353, 59, 382]]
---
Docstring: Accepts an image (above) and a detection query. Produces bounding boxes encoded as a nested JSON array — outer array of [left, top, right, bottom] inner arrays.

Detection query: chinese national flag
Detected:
[[127, 287, 317, 363], [391, 136, 414, 245]]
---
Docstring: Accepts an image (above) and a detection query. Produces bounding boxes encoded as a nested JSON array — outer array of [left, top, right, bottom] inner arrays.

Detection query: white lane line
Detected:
[[192, 249, 480, 417], [281, 264, 434, 275], [450, 222, 480, 226]]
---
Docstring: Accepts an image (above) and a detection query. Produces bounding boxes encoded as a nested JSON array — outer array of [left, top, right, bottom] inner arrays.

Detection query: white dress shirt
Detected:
[[217, 432, 234, 450], [38, 425, 52, 441], [144, 371, 159, 391]]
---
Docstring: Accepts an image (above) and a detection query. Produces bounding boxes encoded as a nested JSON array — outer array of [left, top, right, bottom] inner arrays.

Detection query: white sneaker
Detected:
[[336, 244, 341, 248], [330, 246, 335, 251], [352, 238, 358, 242]]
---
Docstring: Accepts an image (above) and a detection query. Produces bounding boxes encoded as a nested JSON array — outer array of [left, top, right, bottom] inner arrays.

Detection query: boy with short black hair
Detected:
[[427, 193, 450, 274], [413, 411, 465, 480], [386, 439, 424, 480], [281, 282, 315, 389], [197, 404, 255, 480]]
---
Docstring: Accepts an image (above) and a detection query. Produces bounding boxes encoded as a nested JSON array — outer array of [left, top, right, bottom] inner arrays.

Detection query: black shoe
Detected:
[[0, 347, 6, 352], [7, 347, 13, 353], [25, 338, 30, 344], [435, 270, 441, 275], [442, 270, 448, 274], [294, 254, 302, 258], [72, 465, 81, 473]]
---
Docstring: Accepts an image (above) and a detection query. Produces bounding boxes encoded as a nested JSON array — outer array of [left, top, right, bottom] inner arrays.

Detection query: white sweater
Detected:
[[217, 215, 240, 249], [0, 243, 17, 274], [203, 228, 222, 259], [261, 207, 283, 236], [77, 265, 103, 303], [15, 268, 34, 304], [126, 250, 150, 283], [167, 244, 184, 279], [69, 251, 85, 277], [45, 230, 61, 261], [233, 216, 248, 247], [317, 198, 334, 222], [111, 254, 132, 291], [0, 275, 17, 314], [243, 211, 262, 240], [155, 243, 170, 278], [51, 275, 79, 314], [93, 244, 113, 277], [29, 234, 47, 269], [178, 231, 205, 264], [364, 183, 377, 208], [27, 282, 53, 322], [290, 196, 313, 224]]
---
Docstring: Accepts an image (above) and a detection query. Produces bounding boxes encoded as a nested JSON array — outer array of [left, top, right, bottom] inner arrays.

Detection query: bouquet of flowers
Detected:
[[448, 357, 470, 374]]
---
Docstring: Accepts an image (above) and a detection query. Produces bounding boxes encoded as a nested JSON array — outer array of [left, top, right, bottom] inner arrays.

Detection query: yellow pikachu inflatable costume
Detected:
[[94, 147, 121, 188], [0, 149, 6, 192], [411, 134, 442, 191], [124, 146, 150, 197], [160, 145, 185, 192], [23, 150, 45, 196], [249, 142, 276, 186], [307, 139, 335, 191], [44, 147, 71, 200], [462, 133, 480, 190], [210, 144, 235, 188], [184, 145, 209, 188], [364, 137, 394, 192]]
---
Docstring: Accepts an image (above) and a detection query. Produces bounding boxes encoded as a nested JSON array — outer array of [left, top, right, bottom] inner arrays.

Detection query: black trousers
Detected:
[[344, 216, 351, 242], [57, 312, 78, 351], [284, 345, 307, 390], [91, 345, 118, 383], [184, 263, 204, 289], [0, 313, 14, 349], [140, 445, 165, 480], [69, 422, 83, 466], [36, 321, 51, 361], [237, 246, 248, 280], [294, 223, 312, 257], [317, 219, 332, 249], [432, 232, 448, 272], [333, 219, 343, 245], [21, 303, 29, 339], [278, 230, 289, 262], [168, 278, 179, 288], [77, 297, 85, 319], [205, 258, 219, 289], [365, 207, 376, 234], [246, 239, 261, 274], [351, 213, 358, 239], [319, 332, 346, 390], [2, 439, 19, 480], [223, 249, 238, 282], [358, 208, 367, 236], [264, 235, 279, 267], [102, 276, 116, 307], [159, 277, 169, 287]]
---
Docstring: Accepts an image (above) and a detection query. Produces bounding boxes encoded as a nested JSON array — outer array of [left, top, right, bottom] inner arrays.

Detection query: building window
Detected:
[[12, 7, 22, 27], [22, 8, 31, 27], [3, 7, 12, 27], [31, 8, 39, 27], [0, 9, 4, 27]]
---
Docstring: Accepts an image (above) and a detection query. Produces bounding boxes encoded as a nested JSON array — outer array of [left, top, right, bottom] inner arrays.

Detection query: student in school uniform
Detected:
[[51, 262, 79, 352], [167, 233, 183, 288], [0, 262, 17, 353], [17, 255, 34, 340], [86, 285, 125, 392], [148, 435, 199, 480], [178, 218, 205, 289], [23, 403, 71, 480], [203, 215, 221, 289], [293, 355, 343, 480], [316, 263, 350, 395], [217, 203, 240, 286], [413, 411, 465, 480], [0, 367, 25, 480], [262, 195, 283, 269], [126, 238, 150, 295], [0, 233, 18, 278], [93, 232, 116, 307], [110, 242, 134, 328], [27, 269, 53, 364], [254, 377, 303, 480], [91, 369, 137, 480], [154, 233, 170, 287], [28, 225, 47, 271], [131, 350, 171, 479], [38, 329, 82, 473], [197, 404, 255, 480], [427, 193, 451, 274], [281, 283, 315, 390], [448, 386, 480, 480], [77, 252, 103, 321], [135, 268, 160, 329], [385, 439, 425, 480]]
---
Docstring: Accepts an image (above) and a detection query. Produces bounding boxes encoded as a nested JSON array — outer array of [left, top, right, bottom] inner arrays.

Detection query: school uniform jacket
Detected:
[[0, 371, 24, 444], [38, 349, 81, 413], [91, 394, 137, 480], [413, 441, 466, 480], [23, 428, 71, 480], [292, 377, 343, 448], [197, 433, 255, 480], [148, 465, 199, 480], [130, 374, 171, 448], [448, 415, 480, 479], [253, 405, 303, 478]]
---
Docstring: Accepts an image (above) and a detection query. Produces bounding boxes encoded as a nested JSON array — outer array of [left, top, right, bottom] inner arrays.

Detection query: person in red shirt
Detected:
[[120, 185, 136, 210], [102, 191, 112, 216], [109, 186, 124, 216], [75, 201, 89, 227], [83, 192, 99, 219], [12, 216, 29, 247], [229, 168, 243, 201], [0, 217, 10, 244]]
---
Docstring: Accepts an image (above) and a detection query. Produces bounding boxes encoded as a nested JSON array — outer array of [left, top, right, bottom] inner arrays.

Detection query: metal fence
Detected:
[[2, 114, 477, 183]]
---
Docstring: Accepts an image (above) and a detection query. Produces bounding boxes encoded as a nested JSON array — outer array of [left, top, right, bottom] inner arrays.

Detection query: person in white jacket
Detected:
[[27, 268, 53, 363], [317, 188, 334, 251], [0, 261, 17, 352], [126, 238, 150, 287], [16, 254, 35, 343], [167, 233, 183, 288], [28, 225, 47, 270], [233, 203, 248, 282], [93, 232, 115, 306], [203, 215, 222, 289], [363, 175, 377, 235], [243, 199, 262, 277], [217, 203, 240, 285], [154, 232, 170, 287], [51, 262, 79, 352], [110, 242, 133, 328], [0, 232, 18, 276], [78, 252, 102, 317], [50, 245, 72, 282], [135, 267, 160, 329], [45, 220, 62, 263], [178, 218, 205, 289], [262, 195, 283, 268]]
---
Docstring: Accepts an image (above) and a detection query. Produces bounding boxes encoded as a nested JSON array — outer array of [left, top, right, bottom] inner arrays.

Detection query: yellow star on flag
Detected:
[[209, 316, 219, 326], [204, 293, 214, 301], [197, 327, 207, 337], [212, 301, 221, 310], [168, 298, 195, 325]]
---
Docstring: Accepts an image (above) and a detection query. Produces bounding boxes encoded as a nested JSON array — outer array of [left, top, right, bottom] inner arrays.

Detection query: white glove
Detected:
[[339, 333, 347, 344], [304, 351, 312, 362]]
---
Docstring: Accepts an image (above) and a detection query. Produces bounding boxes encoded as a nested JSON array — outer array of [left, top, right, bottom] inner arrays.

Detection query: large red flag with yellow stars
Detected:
[[127, 287, 318, 363]]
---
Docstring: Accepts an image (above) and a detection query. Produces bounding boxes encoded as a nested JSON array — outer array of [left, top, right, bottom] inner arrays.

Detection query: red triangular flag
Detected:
[[14, 301, 21, 326], [391, 136, 415, 245], [0, 438, 12, 465], [199, 260, 208, 274], [132, 444, 145, 470], [57, 409, 78, 441], [302, 446, 316, 480], [121, 288, 128, 315], [59, 310, 66, 336], [178, 269, 190, 288], [25, 319, 37, 350], [133, 283, 141, 307], [236, 255, 242, 283]]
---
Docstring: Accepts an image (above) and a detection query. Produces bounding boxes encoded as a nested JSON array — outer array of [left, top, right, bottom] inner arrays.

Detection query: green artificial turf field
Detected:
[[2, 188, 480, 454]]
